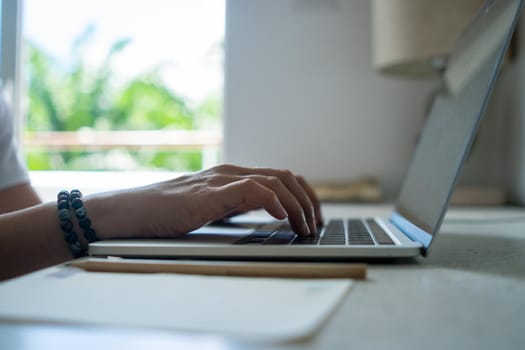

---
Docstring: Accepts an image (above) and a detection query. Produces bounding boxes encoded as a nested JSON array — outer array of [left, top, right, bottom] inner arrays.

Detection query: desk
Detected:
[[1, 204, 524, 350]]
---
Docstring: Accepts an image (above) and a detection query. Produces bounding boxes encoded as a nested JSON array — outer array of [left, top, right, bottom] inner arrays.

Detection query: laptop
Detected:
[[90, 0, 523, 260]]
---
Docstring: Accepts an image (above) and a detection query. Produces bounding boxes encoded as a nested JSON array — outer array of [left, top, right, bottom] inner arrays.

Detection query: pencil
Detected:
[[69, 258, 367, 279]]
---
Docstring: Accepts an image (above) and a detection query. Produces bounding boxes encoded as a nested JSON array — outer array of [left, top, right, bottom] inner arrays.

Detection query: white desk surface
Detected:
[[1, 203, 524, 350]]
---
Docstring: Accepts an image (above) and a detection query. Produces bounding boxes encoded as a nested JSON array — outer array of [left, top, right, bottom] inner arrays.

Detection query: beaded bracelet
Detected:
[[69, 189, 98, 243], [57, 190, 84, 258], [57, 189, 98, 258]]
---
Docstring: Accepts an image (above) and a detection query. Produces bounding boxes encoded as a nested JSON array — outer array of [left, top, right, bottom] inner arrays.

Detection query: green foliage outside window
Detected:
[[24, 26, 222, 172]]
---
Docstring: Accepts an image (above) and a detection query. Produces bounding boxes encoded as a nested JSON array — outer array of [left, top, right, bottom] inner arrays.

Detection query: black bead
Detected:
[[64, 231, 78, 243], [57, 200, 70, 210], [58, 208, 71, 221], [60, 219, 73, 232], [71, 198, 83, 210], [84, 229, 97, 242], [79, 217, 92, 229], [57, 190, 69, 199], [70, 189, 82, 200], [75, 207, 86, 218], [70, 241, 84, 258]]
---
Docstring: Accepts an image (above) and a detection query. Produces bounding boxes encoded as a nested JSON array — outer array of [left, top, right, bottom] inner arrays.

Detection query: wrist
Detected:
[[83, 190, 139, 240]]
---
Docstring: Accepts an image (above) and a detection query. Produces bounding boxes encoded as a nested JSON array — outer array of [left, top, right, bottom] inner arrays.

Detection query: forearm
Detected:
[[0, 164, 324, 280], [0, 202, 73, 280], [0, 190, 132, 281], [0, 183, 41, 214], [0, 185, 157, 281]]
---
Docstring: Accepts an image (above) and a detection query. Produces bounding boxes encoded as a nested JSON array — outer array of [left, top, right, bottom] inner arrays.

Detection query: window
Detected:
[[20, 0, 224, 172]]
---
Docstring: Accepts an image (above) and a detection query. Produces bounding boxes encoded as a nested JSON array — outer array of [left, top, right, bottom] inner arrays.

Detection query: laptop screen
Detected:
[[392, 0, 522, 252]]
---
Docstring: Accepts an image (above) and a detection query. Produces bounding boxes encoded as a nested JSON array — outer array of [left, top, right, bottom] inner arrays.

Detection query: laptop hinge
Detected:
[[390, 212, 432, 254]]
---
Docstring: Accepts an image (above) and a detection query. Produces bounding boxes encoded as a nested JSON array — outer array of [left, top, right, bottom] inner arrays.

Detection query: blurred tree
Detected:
[[24, 26, 221, 171]]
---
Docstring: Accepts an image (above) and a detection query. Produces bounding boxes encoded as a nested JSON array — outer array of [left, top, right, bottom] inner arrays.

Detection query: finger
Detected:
[[210, 174, 311, 235], [207, 165, 317, 234], [296, 175, 323, 225], [251, 168, 317, 235], [212, 179, 288, 221]]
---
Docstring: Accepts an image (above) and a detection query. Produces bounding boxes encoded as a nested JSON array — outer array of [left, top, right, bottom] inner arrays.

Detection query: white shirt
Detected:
[[0, 87, 30, 190]]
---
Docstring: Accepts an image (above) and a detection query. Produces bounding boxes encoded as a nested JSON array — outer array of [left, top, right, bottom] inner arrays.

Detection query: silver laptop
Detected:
[[90, 0, 523, 260]]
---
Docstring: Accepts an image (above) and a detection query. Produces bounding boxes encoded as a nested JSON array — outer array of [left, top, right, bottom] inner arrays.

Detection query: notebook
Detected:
[[89, 0, 523, 260]]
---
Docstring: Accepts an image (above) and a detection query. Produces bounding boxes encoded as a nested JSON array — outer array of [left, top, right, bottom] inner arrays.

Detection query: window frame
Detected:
[[1, 0, 24, 147]]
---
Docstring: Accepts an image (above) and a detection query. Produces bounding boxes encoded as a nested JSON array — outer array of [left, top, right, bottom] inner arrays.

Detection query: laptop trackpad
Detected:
[[172, 225, 256, 244]]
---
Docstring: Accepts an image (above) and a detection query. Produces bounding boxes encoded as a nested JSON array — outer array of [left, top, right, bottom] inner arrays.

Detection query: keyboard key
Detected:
[[236, 219, 390, 247], [319, 220, 345, 245], [292, 236, 320, 245], [347, 219, 375, 245]]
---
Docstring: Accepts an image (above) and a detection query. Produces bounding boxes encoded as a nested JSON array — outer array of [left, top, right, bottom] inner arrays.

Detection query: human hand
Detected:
[[86, 164, 322, 239]]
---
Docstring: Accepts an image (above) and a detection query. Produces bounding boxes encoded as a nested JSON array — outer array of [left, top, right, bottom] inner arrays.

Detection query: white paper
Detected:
[[0, 266, 352, 342]]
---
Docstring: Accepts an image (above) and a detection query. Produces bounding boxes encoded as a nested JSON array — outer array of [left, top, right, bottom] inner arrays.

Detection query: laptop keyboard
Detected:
[[234, 219, 395, 246]]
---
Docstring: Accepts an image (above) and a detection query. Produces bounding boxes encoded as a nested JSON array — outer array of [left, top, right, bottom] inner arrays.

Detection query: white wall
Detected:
[[223, 0, 513, 200]]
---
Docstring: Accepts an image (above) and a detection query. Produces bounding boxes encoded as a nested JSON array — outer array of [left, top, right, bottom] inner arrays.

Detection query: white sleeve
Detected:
[[0, 90, 30, 190]]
